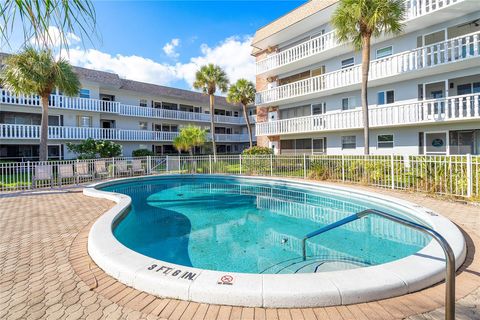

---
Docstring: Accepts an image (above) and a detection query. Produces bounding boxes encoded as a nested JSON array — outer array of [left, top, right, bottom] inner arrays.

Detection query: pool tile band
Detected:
[[85, 175, 467, 308]]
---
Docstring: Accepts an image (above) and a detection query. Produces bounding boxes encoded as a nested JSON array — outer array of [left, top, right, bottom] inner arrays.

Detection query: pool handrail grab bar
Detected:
[[301, 209, 456, 320]]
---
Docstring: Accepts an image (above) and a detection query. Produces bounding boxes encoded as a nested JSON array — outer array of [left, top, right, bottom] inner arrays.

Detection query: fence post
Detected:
[[341, 154, 345, 182], [147, 156, 152, 175], [391, 154, 395, 190], [270, 154, 273, 176], [239, 154, 242, 175], [178, 156, 181, 173], [112, 157, 115, 178], [303, 154, 307, 179], [166, 155, 169, 172], [466, 154, 473, 198], [27, 161, 31, 190], [76, 159, 79, 184], [209, 155, 212, 174]]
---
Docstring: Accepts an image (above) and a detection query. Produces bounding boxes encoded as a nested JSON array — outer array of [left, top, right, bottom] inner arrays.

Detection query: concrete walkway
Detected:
[[0, 183, 479, 320]]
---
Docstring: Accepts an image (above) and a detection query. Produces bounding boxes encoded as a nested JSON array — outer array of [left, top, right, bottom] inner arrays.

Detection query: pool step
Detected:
[[260, 256, 370, 274]]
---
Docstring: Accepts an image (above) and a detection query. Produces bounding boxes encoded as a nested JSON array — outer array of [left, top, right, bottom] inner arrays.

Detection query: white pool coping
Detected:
[[85, 174, 467, 308]]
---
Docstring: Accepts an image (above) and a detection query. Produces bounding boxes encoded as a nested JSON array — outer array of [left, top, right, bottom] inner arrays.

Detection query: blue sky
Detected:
[[6, 0, 305, 90], [92, 1, 303, 62]]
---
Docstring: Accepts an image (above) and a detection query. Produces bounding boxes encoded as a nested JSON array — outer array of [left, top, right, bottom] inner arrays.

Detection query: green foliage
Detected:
[[227, 79, 256, 147], [66, 138, 122, 159], [0, 47, 80, 97], [132, 149, 154, 157], [242, 146, 273, 155], [193, 64, 229, 95], [332, 0, 405, 51], [173, 126, 207, 155], [0, 0, 96, 49], [227, 79, 256, 106]]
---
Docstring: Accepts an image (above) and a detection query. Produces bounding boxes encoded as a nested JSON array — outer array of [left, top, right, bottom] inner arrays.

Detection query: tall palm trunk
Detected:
[[209, 94, 217, 161], [242, 103, 253, 148], [39, 96, 50, 161], [361, 35, 371, 155]]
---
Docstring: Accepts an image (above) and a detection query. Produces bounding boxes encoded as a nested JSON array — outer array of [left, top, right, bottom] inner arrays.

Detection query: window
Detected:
[[48, 115, 60, 126], [474, 82, 480, 93], [79, 89, 90, 99], [341, 136, 356, 149], [378, 90, 395, 105], [313, 138, 327, 154], [341, 57, 354, 69], [312, 102, 326, 115], [139, 99, 148, 107], [162, 102, 177, 110], [376, 46, 393, 59], [139, 121, 148, 130], [179, 104, 194, 112], [425, 132, 448, 155], [78, 116, 92, 127], [377, 134, 394, 148], [342, 97, 355, 110], [311, 65, 325, 77]]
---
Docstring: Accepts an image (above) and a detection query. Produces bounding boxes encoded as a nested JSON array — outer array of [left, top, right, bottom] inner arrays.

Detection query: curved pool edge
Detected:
[[84, 174, 467, 308]]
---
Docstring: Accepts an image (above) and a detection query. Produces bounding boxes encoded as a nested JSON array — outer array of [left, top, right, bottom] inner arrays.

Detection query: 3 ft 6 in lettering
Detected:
[[147, 264, 197, 281]]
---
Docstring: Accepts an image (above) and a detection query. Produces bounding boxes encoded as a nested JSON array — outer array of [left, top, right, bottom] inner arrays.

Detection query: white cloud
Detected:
[[163, 38, 180, 58], [65, 49, 179, 85], [31, 26, 81, 48], [64, 35, 255, 90], [177, 35, 255, 89]]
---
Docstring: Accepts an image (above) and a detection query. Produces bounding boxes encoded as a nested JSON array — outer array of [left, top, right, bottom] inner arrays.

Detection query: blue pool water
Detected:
[[103, 176, 430, 274]]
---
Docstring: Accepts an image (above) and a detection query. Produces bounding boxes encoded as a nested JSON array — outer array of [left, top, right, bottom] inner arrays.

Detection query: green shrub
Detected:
[[132, 149, 154, 157], [66, 138, 122, 159], [242, 146, 272, 155]]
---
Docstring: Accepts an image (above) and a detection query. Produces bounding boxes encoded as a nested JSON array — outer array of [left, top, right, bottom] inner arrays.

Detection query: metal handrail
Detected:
[[301, 209, 456, 320]]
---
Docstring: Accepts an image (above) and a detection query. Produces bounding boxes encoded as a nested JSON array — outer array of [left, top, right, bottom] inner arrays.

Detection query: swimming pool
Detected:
[[86, 175, 466, 307]]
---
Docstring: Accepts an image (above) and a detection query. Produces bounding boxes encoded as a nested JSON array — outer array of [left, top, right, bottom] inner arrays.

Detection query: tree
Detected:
[[66, 138, 122, 159], [332, 0, 404, 154], [227, 79, 255, 148], [173, 126, 207, 156], [193, 64, 229, 160], [0, 0, 96, 50], [1, 48, 80, 161]]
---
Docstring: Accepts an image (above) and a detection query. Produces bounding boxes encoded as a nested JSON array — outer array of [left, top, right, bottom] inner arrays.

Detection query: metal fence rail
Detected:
[[1, 154, 479, 201]]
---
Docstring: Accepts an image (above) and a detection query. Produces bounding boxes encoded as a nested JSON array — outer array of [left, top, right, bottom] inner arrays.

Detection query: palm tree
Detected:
[[227, 79, 255, 148], [0, 0, 96, 50], [0, 48, 80, 161], [173, 126, 207, 156], [193, 64, 229, 161], [332, 0, 404, 154]]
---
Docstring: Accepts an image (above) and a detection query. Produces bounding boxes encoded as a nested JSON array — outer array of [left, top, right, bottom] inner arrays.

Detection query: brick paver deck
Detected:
[[1, 183, 479, 320]]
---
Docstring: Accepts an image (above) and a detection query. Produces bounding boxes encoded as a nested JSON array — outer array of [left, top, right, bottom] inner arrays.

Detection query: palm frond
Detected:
[[0, 0, 97, 50], [332, 0, 405, 51]]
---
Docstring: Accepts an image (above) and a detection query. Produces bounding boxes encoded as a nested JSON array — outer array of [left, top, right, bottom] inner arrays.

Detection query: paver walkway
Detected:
[[0, 183, 479, 320]]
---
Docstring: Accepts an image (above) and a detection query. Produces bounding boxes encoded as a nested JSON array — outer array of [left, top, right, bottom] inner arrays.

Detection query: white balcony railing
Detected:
[[0, 124, 253, 142], [255, 93, 480, 136], [256, 32, 480, 105], [256, 0, 467, 74], [0, 89, 254, 125]]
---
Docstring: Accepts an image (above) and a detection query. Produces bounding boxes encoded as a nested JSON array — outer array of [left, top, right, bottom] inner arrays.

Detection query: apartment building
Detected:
[[0, 61, 256, 160], [253, 0, 480, 155]]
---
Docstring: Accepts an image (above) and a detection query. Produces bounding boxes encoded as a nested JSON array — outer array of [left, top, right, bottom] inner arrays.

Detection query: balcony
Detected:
[[256, 32, 480, 106], [0, 124, 254, 143], [255, 93, 480, 136], [256, 0, 475, 75], [0, 90, 254, 125]]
